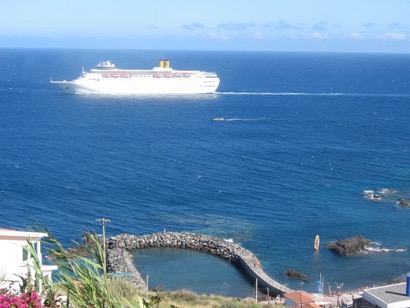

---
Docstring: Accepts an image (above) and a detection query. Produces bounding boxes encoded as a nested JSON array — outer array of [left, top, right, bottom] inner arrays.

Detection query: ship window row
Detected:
[[102, 74, 149, 78], [152, 75, 192, 78], [101, 74, 194, 79]]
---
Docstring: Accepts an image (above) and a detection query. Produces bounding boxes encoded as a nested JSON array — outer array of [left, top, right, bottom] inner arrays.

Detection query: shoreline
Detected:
[[105, 231, 407, 300]]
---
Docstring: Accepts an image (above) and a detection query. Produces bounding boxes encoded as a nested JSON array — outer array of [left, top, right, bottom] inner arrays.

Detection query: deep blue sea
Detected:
[[1, 49, 410, 297]]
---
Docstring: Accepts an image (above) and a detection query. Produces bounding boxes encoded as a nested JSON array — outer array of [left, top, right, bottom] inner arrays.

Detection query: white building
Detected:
[[0, 228, 57, 293], [361, 282, 410, 308]]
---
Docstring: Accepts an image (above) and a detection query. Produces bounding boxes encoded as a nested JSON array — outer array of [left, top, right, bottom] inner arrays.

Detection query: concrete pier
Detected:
[[106, 232, 293, 296]]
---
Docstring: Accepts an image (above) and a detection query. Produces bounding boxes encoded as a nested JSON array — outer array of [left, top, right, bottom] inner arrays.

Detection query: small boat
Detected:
[[314, 235, 320, 250], [212, 117, 226, 121]]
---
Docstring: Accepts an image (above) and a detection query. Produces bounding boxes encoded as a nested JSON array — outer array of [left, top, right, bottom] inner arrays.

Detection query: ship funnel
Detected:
[[406, 273, 410, 296], [159, 60, 164, 68], [164, 59, 170, 68]]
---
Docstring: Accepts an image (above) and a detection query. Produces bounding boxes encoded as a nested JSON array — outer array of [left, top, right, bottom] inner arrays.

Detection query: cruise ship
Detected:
[[51, 59, 220, 94]]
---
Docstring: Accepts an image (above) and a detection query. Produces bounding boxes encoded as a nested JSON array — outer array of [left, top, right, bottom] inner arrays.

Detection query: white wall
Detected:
[[0, 238, 39, 289], [0, 240, 25, 265]]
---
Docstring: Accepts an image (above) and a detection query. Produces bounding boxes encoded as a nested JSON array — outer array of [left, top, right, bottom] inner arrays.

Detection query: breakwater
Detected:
[[106, 232, 293, 296]]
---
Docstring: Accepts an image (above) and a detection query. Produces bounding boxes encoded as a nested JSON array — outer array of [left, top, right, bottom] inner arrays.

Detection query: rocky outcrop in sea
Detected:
[[327, 236, 371, 255], [283, 269, 309, 282]]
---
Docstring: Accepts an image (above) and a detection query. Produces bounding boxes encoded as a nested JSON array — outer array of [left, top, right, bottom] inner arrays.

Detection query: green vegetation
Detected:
[[8, 226, 284, 307], [156, 289, 282, 307], [21, 226, 154, 307]]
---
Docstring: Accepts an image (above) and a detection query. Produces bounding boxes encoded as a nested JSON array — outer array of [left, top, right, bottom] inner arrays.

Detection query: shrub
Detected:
[[0, 290, 42, 308], [166, 289, 211, 306], [108, 278, 138, 299], [30, 226, 154, 307]]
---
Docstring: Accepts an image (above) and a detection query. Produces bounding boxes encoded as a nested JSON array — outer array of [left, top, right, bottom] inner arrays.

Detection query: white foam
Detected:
[[365, 194, 382, 201], [366, 246, 390, 252], [222, 117, 268, 122], [365, 243, 407, 253], [378, 188, 397, 194], [362, 190, 382, 200]]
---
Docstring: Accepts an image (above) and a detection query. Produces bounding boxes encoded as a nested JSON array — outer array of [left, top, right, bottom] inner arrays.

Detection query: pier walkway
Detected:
[[106, 232, 293, 296]]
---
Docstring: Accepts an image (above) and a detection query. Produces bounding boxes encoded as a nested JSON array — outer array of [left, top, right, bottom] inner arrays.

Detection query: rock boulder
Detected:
[[283, 269, 309, 282], [327, 236, 371, 255]]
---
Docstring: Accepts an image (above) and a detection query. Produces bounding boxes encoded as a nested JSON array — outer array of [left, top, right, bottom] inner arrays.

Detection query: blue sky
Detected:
[[2, 0, 410, 52]]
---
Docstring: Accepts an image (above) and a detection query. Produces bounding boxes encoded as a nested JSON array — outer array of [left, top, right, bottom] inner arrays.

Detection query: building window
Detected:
[[22, 245, 29, 262]]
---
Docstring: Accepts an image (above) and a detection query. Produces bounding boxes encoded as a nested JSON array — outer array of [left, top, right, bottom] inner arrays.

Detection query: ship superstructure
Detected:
[[51, 59, 220, 94]]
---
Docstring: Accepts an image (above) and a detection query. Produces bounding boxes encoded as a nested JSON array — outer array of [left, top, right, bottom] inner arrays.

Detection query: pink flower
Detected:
[[0, 290, 42, 308]]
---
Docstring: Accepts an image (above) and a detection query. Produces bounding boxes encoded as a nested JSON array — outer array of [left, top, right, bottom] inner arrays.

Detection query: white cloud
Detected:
[[262, 20, 302, 31], [312, 21, 327, 31], [349, 33, 364, 39], [388, 23, 405, 31], [217, 22, 255, 31], [362, 22, 377, 29], [182, 22, 205, 31], [309, 32, 327, 39], [251, 31, 264, 39], [203, 31, 230, 41], [275, 20, 301, 31], [378, 32, 407, 40]]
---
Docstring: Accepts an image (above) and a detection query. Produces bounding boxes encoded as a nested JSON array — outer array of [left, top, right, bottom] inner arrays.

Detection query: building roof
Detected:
[[287, 304, 322, 308], [298, 304, 322, 308], [362, 283, 410, 308], [0, 228, 48, 239], [285, 291, 316, 304], [311, 294, 333, 306]]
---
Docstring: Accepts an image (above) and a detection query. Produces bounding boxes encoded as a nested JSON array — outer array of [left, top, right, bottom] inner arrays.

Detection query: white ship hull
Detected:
[[51, 60, 220, 95], [52, 77, 219, 94]]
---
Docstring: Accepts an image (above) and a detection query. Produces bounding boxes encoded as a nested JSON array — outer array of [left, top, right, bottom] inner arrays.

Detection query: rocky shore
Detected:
[[106, 231, 292, 295]]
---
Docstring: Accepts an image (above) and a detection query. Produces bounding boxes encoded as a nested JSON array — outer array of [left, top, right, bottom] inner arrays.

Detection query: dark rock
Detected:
[[327, 236, 371, 255], [398, 199, 410, 207], [283, 269, 309, 282]]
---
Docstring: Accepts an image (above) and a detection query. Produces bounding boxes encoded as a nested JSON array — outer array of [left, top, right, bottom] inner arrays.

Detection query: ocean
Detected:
[[1, 49, 410, 297]]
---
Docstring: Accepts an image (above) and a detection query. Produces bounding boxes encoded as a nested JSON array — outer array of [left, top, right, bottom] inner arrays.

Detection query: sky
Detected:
[[1, 0, 410, 53]]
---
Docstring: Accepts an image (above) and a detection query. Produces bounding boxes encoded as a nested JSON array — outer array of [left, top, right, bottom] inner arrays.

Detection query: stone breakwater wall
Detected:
[[106, 232, 293, 295]]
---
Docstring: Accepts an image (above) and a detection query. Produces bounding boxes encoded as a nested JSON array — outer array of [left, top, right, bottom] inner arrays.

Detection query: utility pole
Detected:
[[267, 287, 270, 307], [255, 278, 258, 303], [146, 275, 149, 301], [335, 282, 343, 307], [96, 218, 110, 277]]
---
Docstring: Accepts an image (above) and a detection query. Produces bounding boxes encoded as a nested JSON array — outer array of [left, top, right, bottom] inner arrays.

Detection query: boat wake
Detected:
[[217, 92, 410, 97], [212, 117, 270, 122], [218, 91, 342, 96]]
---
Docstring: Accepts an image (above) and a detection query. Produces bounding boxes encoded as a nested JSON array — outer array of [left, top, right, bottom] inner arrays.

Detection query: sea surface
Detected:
[[1, 49, 410, 297]]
